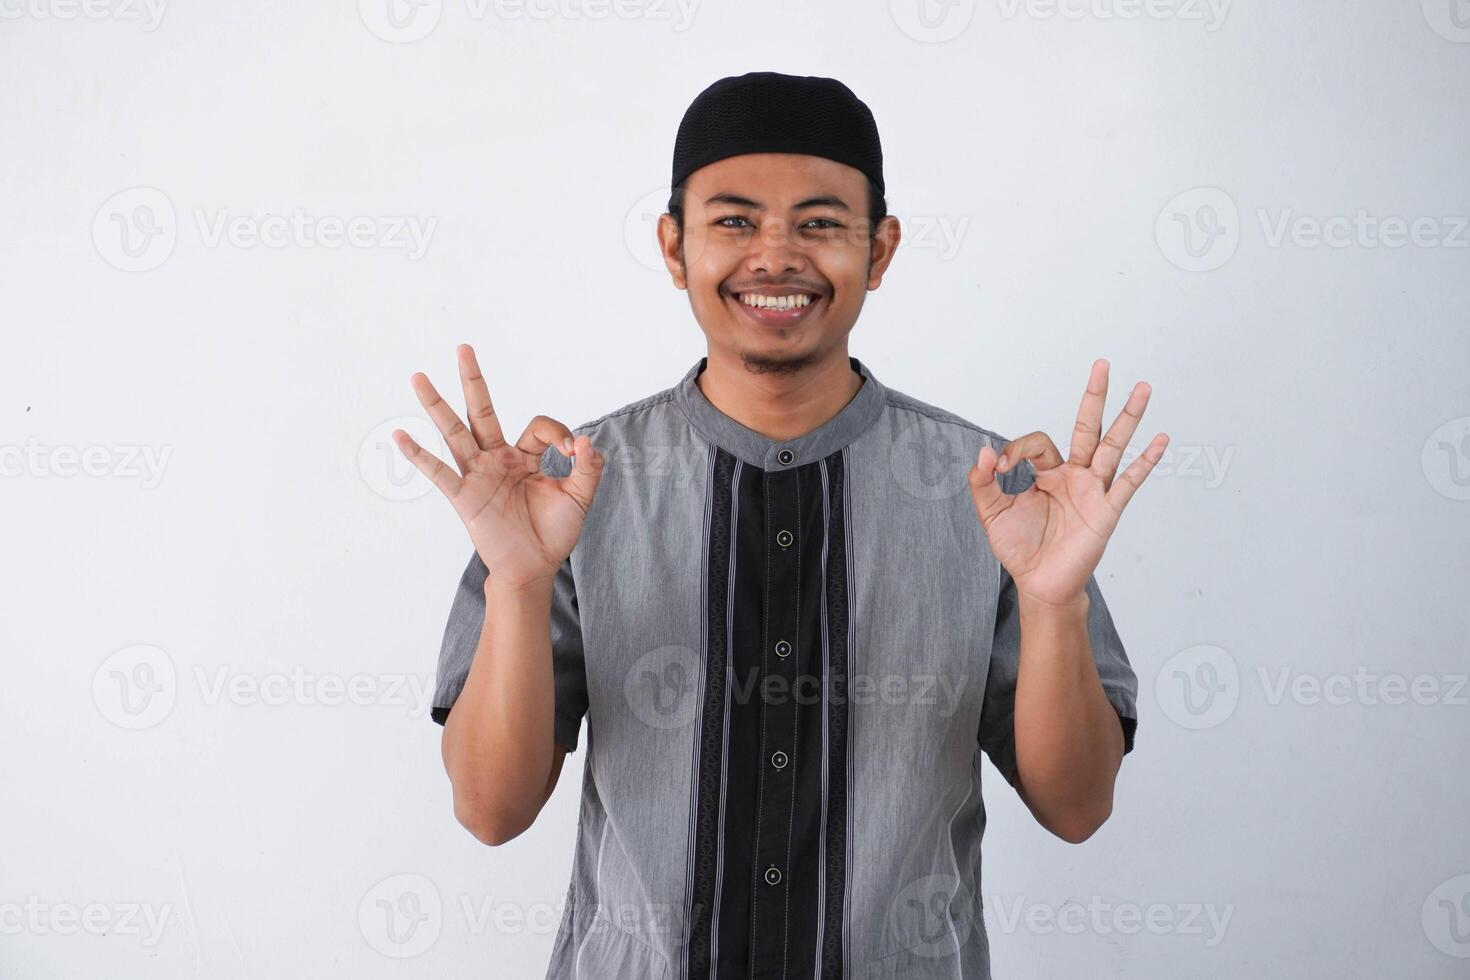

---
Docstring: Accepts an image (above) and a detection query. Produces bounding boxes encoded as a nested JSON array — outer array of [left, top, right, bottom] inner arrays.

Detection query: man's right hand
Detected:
[[393, 343, 604, 592]]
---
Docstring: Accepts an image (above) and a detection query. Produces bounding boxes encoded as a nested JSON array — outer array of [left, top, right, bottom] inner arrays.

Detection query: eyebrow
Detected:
[[704, 193, 851, 213]]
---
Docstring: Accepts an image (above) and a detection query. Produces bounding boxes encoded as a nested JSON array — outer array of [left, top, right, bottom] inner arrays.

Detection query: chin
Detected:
[[736, 341, 822, 376]]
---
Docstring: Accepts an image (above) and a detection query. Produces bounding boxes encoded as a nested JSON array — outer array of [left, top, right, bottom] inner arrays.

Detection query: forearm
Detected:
[[441, 576, 559, 842], [1012, 591, 1125, 843]]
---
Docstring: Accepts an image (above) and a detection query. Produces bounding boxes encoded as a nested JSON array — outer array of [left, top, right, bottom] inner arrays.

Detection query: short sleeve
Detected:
[[975, 457, 1138, 789], [427, 446, 590, 753]]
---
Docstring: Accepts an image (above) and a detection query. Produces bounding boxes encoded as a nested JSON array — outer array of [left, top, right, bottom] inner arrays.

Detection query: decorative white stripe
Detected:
[[708, 458, 742, 979], [573, 817, 612, 975], [841, 446, 856, 969], [813, 458, 831, 979], [678, 443, 717, 980], [938, 753, 983, 967]]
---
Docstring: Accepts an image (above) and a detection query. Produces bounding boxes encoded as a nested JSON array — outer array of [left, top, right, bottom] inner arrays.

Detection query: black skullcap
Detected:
[[671, 71, 884, 195]]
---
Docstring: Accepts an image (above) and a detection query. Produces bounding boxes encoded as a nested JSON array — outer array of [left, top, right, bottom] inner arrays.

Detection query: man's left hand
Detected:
[[967, 358, 1169, 608]]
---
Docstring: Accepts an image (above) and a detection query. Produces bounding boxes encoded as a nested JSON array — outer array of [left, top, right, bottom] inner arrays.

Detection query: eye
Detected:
[[801, 218, 844, 232], [715, 215, 753, 229]]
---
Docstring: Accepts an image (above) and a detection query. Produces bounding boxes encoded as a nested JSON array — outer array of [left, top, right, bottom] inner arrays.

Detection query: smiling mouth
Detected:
[[732, 290, 820, 310], [726, 287, 826, 327]]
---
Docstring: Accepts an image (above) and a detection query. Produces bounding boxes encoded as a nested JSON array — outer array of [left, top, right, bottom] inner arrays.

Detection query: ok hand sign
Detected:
[[967, 359, 1168, 608], [393, 344, 605, 592]]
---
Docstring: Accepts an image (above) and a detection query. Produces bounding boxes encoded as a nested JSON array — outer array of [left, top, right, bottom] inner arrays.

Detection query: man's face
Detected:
[[657, 153, 900, 375]]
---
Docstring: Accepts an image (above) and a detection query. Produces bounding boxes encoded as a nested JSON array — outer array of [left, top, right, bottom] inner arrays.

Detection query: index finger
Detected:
[[1067, 358, 1110, 467], [458, 344, 506, 450]]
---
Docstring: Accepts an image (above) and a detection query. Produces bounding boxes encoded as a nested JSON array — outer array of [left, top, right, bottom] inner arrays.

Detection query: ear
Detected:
[[657, 212, 688, 290], [865, 215, 902, 291]]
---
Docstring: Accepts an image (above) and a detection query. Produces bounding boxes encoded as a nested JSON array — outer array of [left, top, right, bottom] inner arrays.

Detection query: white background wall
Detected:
[[3, 0, 1468, 976]]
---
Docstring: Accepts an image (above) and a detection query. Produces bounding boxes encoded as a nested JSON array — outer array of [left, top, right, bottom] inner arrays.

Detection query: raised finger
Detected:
[[1067, 359, 1110, 467], [995, 431, 1065, 473], [391, 428, 462, 499], [457, 344, 506, 450], [1092, 381, 1152, 489], [1106, 432, 1169, 512], [411, 371, 479, 471]]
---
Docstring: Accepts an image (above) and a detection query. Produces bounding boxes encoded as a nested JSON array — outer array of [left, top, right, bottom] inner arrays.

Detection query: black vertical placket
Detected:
[[748, 461, 801, 979], [692, 449, 840, 980]]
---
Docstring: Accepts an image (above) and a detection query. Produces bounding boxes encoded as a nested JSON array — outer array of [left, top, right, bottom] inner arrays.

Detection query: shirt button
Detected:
[[764, 866, 782, 886], [771, 751, 789, 770], [777, 448, 794, 465], [774, 639, 792, 658], [775, 529, 793, 548]]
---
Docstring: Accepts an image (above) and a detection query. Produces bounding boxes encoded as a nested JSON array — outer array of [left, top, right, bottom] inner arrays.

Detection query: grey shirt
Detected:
[[431, 355, 1138, 980]]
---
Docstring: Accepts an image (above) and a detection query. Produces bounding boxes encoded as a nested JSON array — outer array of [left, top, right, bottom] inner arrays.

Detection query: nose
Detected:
[[744, 219, 807, 277]]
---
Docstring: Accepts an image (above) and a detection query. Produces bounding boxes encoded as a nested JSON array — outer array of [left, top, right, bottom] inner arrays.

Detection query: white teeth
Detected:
[[740, 293, 813, 309]]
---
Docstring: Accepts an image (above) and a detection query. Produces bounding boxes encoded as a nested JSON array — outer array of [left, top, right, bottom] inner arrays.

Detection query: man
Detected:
[[395, 71, 1167, 980]]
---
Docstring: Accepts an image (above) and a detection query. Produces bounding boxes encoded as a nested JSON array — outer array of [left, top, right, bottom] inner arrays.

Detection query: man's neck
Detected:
[[695, 347, 865, 443]]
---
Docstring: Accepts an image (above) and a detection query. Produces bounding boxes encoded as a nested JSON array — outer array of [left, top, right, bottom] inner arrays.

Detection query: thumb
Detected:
[[967, 443, 1011, 527], [561, 433, 605, 513]]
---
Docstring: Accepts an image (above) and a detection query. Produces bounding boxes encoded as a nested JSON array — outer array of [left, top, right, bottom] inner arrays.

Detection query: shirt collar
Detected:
[[673, 354, 888, 470]]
